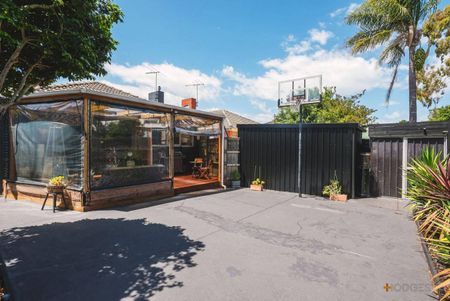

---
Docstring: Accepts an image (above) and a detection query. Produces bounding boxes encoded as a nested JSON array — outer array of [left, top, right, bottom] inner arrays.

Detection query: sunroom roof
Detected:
[[23, 81, 223, 120]]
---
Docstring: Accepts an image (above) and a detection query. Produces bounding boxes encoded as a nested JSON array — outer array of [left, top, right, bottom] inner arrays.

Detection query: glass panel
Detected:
[[90, 101, 169, 189], [10, 100, 84, 189], [174, 114, 221, 136], [173, 114, 221, 177], [180, 134, 193, 146]]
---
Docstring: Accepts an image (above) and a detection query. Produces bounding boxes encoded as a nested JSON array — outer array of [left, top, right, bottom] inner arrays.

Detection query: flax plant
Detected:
[[406, 147, 450, 299]]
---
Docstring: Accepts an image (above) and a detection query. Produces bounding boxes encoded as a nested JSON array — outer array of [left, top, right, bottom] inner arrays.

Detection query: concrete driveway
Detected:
[[0, 190, 434, 301]]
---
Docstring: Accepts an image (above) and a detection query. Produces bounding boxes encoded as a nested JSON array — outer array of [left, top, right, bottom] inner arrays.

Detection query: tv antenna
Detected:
[[185, 83, 204, 104], [145, 71, 160, 92]]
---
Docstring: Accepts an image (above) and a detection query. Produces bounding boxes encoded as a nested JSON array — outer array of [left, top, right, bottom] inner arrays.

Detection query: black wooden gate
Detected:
[[370, 138, 403, 198], [238, 124, 362, 198], [369, 122, 449, 198]]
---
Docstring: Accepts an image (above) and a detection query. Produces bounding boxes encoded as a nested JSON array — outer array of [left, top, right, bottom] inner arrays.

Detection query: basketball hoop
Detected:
[[276, 75, 323, 198], [277, 75, 322, 110]]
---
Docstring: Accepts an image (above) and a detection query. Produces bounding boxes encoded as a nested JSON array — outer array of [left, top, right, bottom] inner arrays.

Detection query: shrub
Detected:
[[323, 173, 342, 196], [251, 178, 265, 185], [406, 147, 450, 299], [231, 170, 240, 181]]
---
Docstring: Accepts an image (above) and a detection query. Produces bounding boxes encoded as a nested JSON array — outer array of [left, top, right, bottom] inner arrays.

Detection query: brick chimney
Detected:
[[181, 98, 197, 110]]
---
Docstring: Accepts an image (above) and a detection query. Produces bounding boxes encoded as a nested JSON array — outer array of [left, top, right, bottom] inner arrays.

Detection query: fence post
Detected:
[[401, 137, 408, 199]]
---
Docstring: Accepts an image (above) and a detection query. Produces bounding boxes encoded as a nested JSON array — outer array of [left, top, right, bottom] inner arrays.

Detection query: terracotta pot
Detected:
[[250, 184, 263, 191], [330, 194, 348, 202], [47, 185, 64, 194]]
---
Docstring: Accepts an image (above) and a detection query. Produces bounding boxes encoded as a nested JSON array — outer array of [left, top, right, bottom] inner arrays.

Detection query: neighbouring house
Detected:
[[209, 109, 258, 137], [1, 82, 225, 211]]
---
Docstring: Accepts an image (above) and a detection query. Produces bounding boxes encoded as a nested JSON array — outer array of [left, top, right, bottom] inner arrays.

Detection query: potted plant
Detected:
[[230, 170, 241, 188], [250, 178, 265, 191], [47, 176, 66, 193], [322, 176, 347, 202]]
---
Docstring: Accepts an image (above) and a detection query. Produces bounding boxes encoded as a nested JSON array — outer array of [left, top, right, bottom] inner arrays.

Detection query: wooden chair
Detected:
[[192, 158, 204, 178], [199, 160, 213, 179]]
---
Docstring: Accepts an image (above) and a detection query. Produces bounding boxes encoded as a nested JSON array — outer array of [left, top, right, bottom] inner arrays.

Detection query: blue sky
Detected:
[[99, 0, 449, 123]]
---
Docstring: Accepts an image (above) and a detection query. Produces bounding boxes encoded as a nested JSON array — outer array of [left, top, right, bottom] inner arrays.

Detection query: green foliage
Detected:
[[414, 48, 427, 71], [0, 0, 123, 112], [251, 178, 265, 185], [418, 5, 450, 108], [273, 107, 300, 124], [322, 173, 342, 196], [274, 87, 376, 126], [346, 0, 439, 122], [406, 147, 450, 298], [231, 169, 240, 181], [430, 105, 450, 121]]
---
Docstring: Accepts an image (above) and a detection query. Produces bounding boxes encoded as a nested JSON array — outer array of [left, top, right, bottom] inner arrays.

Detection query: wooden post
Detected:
[[8, 111, 17, 182], [401, 137, 408, 199], [83, 97, 90, 203], [168, 112, 175, 181], [218, 126, 222, 182]]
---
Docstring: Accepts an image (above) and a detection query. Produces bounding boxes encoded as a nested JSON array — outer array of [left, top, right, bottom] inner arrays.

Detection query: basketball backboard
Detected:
[[277, 75, 322, 108]]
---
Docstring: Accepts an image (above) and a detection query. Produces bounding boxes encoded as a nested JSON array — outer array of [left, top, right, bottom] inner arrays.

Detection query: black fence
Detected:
[[0, 112, 8, 194], [238, 124, 363, 198], [368, 121, 449, 198]]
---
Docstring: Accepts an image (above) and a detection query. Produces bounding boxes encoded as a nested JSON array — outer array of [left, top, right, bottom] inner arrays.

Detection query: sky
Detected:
[[97, 0, 450, 123]]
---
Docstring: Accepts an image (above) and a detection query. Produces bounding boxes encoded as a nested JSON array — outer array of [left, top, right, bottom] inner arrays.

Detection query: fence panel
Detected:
[[369, 138, 403, 198], [368, 121, 449, 198], [238, 124, 361, 197]]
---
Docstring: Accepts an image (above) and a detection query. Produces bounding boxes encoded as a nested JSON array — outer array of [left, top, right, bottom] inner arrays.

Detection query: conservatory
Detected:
[[2, 83, 224, 211]]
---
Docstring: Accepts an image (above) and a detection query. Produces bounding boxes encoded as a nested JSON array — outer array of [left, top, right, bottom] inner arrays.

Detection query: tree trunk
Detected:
[[408, 45, 417, 123]]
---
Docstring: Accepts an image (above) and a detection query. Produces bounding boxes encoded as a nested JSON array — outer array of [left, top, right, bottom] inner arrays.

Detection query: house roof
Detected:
[[210, 109, 258, 128], [33, 81, 139, 99], [23, 81, 223, 120]]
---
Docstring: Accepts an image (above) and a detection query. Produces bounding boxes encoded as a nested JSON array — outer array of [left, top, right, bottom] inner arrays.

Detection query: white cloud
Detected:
[[380, 100, 400, 107], [347, 3, 360, 15], [330, 3, 360, 18], [285, 40, 311, 55], [282, 27, 333, 55], [222, 48, 392, 101], [330, 7, 346, 18], [102, 62, 222, 106], [286, 34, 295, 42], [377, 110, 406, 123], [308, 29, 334, 45]]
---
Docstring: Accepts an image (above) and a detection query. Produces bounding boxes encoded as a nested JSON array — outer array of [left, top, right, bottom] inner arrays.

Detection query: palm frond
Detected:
[[386, 63, 399, 103], [379, 35, 407, 66], [346, 0, 412, 30], [347, 29, 393, 54]]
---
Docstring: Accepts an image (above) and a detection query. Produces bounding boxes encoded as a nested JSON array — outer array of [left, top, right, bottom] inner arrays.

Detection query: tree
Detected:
[[0, 0, 123, 114], [429, 105, 450, 121], [273, 87, 377, 126], [417, 5, 450, 108], [346, 0, 439, 123]]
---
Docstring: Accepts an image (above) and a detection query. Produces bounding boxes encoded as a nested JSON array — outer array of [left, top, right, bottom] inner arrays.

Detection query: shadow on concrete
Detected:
[[115, 188, 230, 212], [0, 218, 205, 301]]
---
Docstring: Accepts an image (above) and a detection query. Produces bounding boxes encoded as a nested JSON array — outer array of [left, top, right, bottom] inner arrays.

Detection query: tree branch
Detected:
[[22, 4, 56, 10], [10, 58, 43, 103], [0, 29, 30, 92], [0, 20, 3, 55]]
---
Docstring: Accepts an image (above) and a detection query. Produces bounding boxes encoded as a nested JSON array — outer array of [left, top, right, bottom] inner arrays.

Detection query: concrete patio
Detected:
[[0, 190, 434, 301]]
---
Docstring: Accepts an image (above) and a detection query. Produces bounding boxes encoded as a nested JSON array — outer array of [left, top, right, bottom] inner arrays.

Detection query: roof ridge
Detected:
[[33, 81, 139, 98]]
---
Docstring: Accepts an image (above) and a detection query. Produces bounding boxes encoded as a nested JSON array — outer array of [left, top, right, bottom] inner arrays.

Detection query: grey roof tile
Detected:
[[33, 81, 139, 98]]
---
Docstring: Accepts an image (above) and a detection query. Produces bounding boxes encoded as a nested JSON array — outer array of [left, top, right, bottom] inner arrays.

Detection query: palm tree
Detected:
[[346, 0, 438, 123]]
